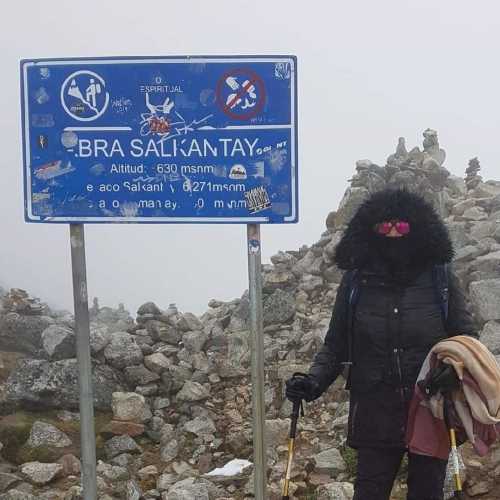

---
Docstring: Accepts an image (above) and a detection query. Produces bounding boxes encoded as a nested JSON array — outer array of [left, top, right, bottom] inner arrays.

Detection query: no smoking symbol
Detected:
[[216, 68, 266, 121]]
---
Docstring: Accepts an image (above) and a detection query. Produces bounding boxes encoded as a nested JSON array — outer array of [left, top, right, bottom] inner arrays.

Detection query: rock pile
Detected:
[[0, 129, 499, 499]]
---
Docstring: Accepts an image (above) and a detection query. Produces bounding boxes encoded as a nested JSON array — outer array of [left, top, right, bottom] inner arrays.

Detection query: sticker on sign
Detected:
[[20, 55, 298, 224]]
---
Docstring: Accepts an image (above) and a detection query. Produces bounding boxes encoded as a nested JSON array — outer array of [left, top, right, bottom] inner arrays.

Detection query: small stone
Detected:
[[160, 439, 179, 463], [316, 481, 354, 500], [166, 478, 209, 500], [20, 462, 63, 485], [103, 332, 143, 369], [137, 302, 162, 316], [112, 392, 152, 423], [123, 365, 160, 386], [41, 325, 76, 360], [137, 465, 158, 481], [157, 472, 177, 491], [0, 473, 21, 493], [312, 448, 347, 476], [182, 331, 208, 353], [125, 479, 142, 500], [176, 313, 203, 332], [176, 381, 210, 402], [0, 491, 36, 500], [144, 353, 171, 374], [104, 435, 142, 459], [467, 480, 491, 496], [184, 416, 216, 437], [26, 421, 72, 448], [96, 460, 129, 481], [103, 420, 145, 437], [197, 454, 213, 474], [57, 454, 81, 477]]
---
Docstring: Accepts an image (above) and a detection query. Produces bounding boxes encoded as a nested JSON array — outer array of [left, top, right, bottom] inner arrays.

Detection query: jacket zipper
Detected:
[[395, 348, 405, 401], [350, 401, 359, 436]]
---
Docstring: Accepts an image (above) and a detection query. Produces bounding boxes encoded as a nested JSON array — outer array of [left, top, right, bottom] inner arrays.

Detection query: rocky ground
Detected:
[[0, 129, 499, 499]]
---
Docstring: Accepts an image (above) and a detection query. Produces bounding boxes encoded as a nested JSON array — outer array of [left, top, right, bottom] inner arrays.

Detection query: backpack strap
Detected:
[[432, 263, 449, 324]]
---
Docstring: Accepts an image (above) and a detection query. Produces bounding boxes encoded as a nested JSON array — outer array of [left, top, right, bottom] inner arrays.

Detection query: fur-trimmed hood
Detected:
[[334, 188, 454, 273]]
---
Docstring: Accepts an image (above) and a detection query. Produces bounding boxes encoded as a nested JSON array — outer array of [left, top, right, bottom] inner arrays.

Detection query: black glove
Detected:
[[422, 362, 460, 397], [285, 373, 320, 402]]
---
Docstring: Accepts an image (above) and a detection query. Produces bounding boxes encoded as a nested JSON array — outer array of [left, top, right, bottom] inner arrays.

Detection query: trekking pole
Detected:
[[282, 397, 304, 500], [444, 396, 465, 500]]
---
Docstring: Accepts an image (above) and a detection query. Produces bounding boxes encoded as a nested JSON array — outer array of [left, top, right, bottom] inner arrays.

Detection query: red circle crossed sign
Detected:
[[216, 68, 266, 121]]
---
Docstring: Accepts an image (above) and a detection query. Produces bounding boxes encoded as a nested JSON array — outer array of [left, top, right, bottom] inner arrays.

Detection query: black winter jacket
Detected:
[[307, 188, 478, 448], [309, 264, 477, 397]]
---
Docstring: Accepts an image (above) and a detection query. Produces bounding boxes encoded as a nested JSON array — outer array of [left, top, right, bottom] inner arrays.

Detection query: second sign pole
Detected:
[[247, 224, 268, 499]]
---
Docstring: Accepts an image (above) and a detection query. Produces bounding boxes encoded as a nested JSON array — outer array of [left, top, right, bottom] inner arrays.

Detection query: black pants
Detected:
[[353, 447, 448, 500]]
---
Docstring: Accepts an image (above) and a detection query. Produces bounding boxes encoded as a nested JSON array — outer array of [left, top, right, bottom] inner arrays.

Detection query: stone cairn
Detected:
[[0, 129, 499, 499]]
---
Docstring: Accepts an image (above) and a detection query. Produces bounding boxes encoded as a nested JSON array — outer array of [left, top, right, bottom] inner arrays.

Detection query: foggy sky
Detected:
[[1, 1, 499, 315]]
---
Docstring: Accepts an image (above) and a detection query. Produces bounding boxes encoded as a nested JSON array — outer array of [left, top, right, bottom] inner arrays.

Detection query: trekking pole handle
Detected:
[[289, 399, 301, 439]]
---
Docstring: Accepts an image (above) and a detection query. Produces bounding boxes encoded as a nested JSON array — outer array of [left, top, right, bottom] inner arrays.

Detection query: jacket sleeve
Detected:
[[308, 271, 350, 398], [445, 266, 479, 338]]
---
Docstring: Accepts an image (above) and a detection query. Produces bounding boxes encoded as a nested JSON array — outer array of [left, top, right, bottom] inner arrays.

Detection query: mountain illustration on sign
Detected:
[[67, 79, 101, 114]]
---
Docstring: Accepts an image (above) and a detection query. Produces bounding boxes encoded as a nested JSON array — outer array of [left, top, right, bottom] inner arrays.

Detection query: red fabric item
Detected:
[[406, 357, 500, 459], [406, 383, 450, 459]]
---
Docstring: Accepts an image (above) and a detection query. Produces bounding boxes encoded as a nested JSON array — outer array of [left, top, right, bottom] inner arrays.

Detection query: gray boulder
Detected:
[[20, 461, 63, 485], [159, 424, 179, 462], [312, 448, 347, 475], [26, 421, 72, 448], [470, 251, 500, 280], [96, 460, 129, 481], [317, 482, 354, 500], [166, 478, 210, 500], [41, 325, 76, 360], [334, 187, 369, 227], [176, 313, 203, 332], [125, 479, 142, 500], [137, 302, 162, 317], [103, 332, 143, 369], [182, 331, 208, 353], [176, 381, 210, 402], [263, 289, 296, 325], [479, 321, 500, 355], [265, 419, 289, 448], [183, 416, 216, 437], [112, 392, 152, 423], [263, 270, 296, 292], [123, 365, 160, 386], [5, 358, 121, 410], [226, 331, 251, 370], [0, 492, 35, 500], [469, 221, 498, 242], [0, 473, 21, 493], [0, 313, 53, 354], [89, 324, 111, 354], [104, 435, 141, 459], [469, 279, 500, 322], [146, 321, 180, 345], [144, 353, 171, 374]]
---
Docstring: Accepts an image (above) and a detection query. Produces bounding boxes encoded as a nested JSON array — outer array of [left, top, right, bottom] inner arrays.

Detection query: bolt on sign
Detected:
[[21, 56, 298, 224]]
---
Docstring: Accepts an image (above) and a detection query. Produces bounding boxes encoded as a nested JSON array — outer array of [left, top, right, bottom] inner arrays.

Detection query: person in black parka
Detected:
[[286, 188, 477, 500]]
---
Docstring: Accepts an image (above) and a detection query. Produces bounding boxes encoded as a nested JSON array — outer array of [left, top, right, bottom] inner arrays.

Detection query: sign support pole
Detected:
[[69, 224, 97, 500], [247, 223, 267, 500]]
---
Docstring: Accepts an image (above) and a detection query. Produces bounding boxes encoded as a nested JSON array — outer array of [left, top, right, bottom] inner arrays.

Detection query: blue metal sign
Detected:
[[20, 56, 298, 223]]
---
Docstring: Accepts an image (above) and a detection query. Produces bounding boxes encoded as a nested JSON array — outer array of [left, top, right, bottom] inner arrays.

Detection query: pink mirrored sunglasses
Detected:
[[375, 220, 410, 235]]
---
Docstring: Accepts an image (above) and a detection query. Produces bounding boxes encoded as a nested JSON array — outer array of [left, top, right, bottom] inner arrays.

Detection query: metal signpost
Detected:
[[21, 55, 298, 500]]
